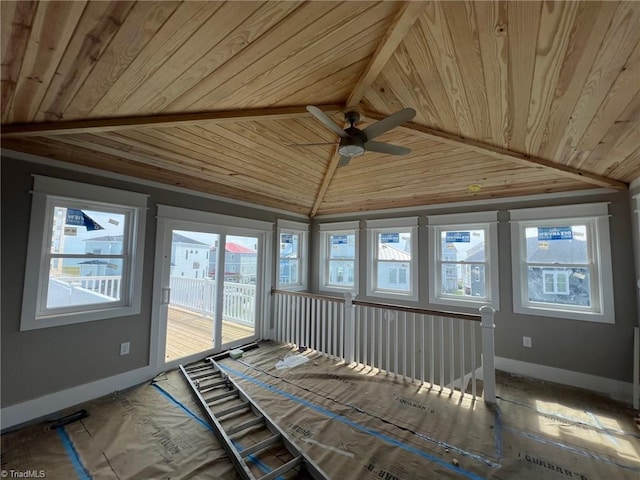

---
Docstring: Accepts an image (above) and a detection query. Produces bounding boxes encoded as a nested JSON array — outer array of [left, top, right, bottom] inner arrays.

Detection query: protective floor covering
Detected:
[[2, 341, 639, 480]]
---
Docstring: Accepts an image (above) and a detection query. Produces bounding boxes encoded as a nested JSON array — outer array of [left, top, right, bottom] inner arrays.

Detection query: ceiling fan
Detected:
[[303, 106, 416, 167]]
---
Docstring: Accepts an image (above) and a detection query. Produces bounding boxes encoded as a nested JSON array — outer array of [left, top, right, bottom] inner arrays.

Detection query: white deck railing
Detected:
[[56, 275, 121, 299], [272, 289, 496, 404], [169, 277, 256, 326]]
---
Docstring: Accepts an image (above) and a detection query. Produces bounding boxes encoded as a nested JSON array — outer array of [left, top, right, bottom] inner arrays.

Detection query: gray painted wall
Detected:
[[2, 153, 637, 410], [1, 156, 299, 407], [311, 189, 637, 384]]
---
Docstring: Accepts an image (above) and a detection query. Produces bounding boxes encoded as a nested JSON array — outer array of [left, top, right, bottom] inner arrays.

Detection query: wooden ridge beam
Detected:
[[312, 2, 424, 216], [363, 110, 627, 190], [310, 144, 342, 218], [346, 2, 424, 108], [1, 104, 344, 137]]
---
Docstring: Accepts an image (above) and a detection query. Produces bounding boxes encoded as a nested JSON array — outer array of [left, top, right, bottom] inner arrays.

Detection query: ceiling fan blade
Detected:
[[338, 155, 352, 167], [362, 108, 416, 140], [307, 106, 349, 138], [365, 140, 411, 156], [288, 142, 338, 147]]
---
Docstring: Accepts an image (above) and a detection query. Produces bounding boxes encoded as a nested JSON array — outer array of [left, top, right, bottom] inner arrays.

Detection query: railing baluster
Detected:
[[459, 319, 465, 397], [340, 300, 345, 362], [333, 301, 338, 359], [429, 316, 434, 387], [450, 319, 455, 391], [363, 307, 368, 367], [386, 310, 391, 374], [310, 298, 316, 351], [471, 323, 477, 400], [393, 310, 398, 376], [410, 313, 416, 383], [402, 311, 407, 379], [355, 306, 360, 364], [419, 314, 425, 385], [439, 316, 444, 391], [377, 309, 382, 372]]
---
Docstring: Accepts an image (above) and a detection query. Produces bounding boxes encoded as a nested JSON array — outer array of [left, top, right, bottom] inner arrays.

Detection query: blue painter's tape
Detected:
[[493, 406, 503, 461], [152, 383, 211, 431], [497, 396, 640, 439], [235, 359, 500, 468], [151, 383, 278, 478], [220, 364, 489, 480], [585, 411, 619, 447], [55, 427, 92, 480]]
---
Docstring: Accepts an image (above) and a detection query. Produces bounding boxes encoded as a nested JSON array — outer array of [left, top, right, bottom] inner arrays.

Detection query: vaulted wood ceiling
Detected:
[[2, 1, 638, 216]]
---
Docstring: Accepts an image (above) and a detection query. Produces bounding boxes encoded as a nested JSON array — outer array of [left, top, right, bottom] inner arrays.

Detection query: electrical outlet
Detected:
[[523, 336, 532, 348], [120, 342, 130, 356]]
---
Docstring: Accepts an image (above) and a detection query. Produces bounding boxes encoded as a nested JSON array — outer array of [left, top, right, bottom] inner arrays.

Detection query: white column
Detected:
[[344, 292, 355, 364], [480, 306, 496, 404]]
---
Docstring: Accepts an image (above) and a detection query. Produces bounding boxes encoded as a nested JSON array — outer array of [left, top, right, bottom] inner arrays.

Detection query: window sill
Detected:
[[431, 296, 498, 312], [514, 304, 614, 324], [21, 305, 140, 331]]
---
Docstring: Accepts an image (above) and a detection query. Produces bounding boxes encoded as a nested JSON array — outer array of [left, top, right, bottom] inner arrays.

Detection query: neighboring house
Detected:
[[279, 241, 298, 285], [171, 233, 210, 279], [377, 242, 411, 291], [210, 242, 257, 282], [84, 234, 125, 276], [525, 237, 589, 306], [466, 242, 486, 297], [441, 243, 459, 293], [327, 235, 356, 286]]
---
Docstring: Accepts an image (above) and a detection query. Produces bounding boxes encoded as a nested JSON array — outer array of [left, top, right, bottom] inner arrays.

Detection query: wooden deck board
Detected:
[[166, 306, 254, 361]]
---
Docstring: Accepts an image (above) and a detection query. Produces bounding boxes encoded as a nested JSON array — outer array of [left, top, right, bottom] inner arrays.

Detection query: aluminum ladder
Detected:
[[180, 357, 328, 480]]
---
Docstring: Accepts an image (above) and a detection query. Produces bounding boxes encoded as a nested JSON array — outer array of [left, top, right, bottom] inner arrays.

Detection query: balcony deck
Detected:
[[166, 306, 255, 361]]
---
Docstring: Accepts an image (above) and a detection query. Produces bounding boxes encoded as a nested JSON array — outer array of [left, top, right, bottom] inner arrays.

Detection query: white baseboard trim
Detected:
[[495, 356, 633, 404], [1, 365, 155, 432]]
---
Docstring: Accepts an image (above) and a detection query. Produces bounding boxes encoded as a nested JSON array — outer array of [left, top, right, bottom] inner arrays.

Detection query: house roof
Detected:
[[1, 2, 637, 216], [378, 243, 411, 261], [85, 235, 123, 242], [211, 242, 256, 254], [526, 237, 587, 264], [172, 232, 209, 246]]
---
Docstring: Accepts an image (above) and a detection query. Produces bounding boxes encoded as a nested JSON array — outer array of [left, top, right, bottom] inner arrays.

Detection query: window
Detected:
[[319, 221, 359, 292], [366, 217, 418, 300], [510, 203, 614, 323], [428, 211, 499, 310], [542, 269, 569, 295], [21, 176, 148, 330], [277, 220, 309, 290]]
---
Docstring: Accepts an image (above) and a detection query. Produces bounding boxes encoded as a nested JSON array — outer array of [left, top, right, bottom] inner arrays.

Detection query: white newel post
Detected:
[[344, 292, 355, 364], [480, 306, 496, 404]]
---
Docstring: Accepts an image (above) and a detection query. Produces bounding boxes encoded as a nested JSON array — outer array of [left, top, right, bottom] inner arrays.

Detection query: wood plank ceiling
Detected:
[[2, 1, 638, 216]]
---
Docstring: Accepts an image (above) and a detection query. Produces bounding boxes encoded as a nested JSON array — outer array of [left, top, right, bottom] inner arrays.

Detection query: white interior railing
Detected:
[[273, 291, 345, 359], [272, 289, 496, 404]]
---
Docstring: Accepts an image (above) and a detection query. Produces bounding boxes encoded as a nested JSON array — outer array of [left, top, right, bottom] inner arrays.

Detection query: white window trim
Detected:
[[319, 221, 359, 294], [427, 211, 499, 310], [21, 176, 148, 331], [277, 219, 309, 291], [509, 203, 614, 323], [366, 217, 419, 301]]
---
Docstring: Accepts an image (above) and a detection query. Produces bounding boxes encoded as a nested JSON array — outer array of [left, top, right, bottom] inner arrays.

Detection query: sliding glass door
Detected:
[[154, 210, 268, 368]]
